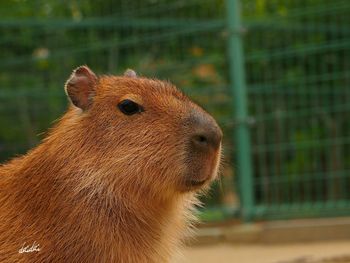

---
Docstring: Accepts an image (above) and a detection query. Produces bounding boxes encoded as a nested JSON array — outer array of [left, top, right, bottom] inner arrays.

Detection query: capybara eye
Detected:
[[118, 99, 143, 115]]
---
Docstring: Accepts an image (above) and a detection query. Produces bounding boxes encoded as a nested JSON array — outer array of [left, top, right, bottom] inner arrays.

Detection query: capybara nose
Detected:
[[190, 116, 222, 151]]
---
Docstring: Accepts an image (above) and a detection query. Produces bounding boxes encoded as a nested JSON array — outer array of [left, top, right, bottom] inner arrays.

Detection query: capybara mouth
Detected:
[[182, 146, 221, 192], [186, 178, 207, 188], [181, 171, 214, 191]]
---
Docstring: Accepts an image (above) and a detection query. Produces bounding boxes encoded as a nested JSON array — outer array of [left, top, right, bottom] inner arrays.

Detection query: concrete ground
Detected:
[[182, 241, 350, 263]]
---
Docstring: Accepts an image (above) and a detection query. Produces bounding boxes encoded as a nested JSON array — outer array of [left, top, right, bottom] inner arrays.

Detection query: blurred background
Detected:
[[1, 0, 350, 262]]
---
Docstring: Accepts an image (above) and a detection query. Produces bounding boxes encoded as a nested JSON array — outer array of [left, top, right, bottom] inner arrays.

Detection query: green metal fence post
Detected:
[[226, 0, 254, 222]]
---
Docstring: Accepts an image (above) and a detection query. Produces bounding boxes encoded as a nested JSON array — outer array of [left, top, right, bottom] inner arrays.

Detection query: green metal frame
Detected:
[[226, 0, 254, 222]]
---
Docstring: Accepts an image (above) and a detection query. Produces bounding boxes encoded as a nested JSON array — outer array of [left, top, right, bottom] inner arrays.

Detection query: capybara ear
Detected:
[[65, 65, 98, 110], [124, 69, 137, 78]]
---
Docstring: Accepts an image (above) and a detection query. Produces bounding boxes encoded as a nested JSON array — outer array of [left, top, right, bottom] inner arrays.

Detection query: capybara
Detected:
[[0, 66, 222, 262]]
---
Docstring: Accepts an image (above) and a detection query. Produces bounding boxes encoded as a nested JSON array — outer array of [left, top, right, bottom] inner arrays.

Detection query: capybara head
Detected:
[[64, 66, 222, 201]]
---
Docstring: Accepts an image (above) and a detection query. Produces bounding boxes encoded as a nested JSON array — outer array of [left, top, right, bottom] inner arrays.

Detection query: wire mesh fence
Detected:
[[0, 0, 349, 222], [242, 0, 350, 219]]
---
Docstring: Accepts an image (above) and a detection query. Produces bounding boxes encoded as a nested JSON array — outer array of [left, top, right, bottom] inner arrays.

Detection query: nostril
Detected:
[[193, 134, 208, 145], [197, 135, 207, 143], [191, 128, 221, 150], [187, 113, 222, 150]]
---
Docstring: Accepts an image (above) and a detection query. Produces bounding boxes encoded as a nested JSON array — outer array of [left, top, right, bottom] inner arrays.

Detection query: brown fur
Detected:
[[0, 66, 222, 262]]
